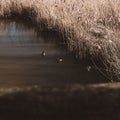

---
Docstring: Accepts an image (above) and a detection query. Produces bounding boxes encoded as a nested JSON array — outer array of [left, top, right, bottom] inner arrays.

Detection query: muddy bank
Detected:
[[0, 83, 120, 120]]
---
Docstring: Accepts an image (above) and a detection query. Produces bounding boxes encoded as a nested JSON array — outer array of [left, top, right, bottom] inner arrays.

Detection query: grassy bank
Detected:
[[0, 0, 120, 81]]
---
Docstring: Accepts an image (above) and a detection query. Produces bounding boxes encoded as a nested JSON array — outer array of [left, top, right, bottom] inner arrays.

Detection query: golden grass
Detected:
[[0, 0, 120, 81]]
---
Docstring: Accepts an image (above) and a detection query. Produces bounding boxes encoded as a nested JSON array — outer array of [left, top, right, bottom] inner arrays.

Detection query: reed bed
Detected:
[[0, 0, 120, 81]]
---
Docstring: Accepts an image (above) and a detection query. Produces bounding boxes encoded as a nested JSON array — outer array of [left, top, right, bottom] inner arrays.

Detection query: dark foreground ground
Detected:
[[0, 83, 120, 120]]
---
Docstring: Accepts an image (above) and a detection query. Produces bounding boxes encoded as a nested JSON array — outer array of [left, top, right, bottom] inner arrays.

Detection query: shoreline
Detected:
[[0, 83, 120, 120]]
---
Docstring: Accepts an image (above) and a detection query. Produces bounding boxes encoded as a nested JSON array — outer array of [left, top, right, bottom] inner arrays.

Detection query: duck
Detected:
[[41, 50, 46, 56], [57, 58, 63, 63], [86, 66, 92, 72]]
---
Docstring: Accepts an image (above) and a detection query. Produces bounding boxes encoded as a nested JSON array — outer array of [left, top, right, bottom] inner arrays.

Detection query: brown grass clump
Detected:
[[0, 0, 120, 81]]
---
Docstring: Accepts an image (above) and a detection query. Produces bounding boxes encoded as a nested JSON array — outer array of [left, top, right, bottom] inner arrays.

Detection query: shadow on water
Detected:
[[0, 19, 108, 88]]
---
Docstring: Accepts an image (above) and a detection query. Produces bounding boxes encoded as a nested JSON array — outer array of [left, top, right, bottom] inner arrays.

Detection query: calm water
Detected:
[[0, 19, 107, 88]]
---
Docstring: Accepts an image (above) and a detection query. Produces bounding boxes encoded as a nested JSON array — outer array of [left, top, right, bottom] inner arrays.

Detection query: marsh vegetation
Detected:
[[0, 0, 120, 119]]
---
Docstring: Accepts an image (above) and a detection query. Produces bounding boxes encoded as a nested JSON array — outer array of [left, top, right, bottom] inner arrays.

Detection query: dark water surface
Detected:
[[0, 19, 107, 88]]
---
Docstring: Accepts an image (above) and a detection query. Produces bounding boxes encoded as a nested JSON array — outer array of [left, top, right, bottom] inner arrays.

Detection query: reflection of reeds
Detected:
[[0, 0, 120, 81]]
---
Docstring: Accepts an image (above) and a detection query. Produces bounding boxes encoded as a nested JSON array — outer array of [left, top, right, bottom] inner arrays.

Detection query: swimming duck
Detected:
[[41, 50, 46, 56], [57, 58, 63, 63], [86, 66, 92, 72]]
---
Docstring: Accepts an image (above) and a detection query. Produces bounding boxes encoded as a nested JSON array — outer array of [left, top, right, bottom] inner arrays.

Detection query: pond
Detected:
[[0, 19, 108, 88]]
